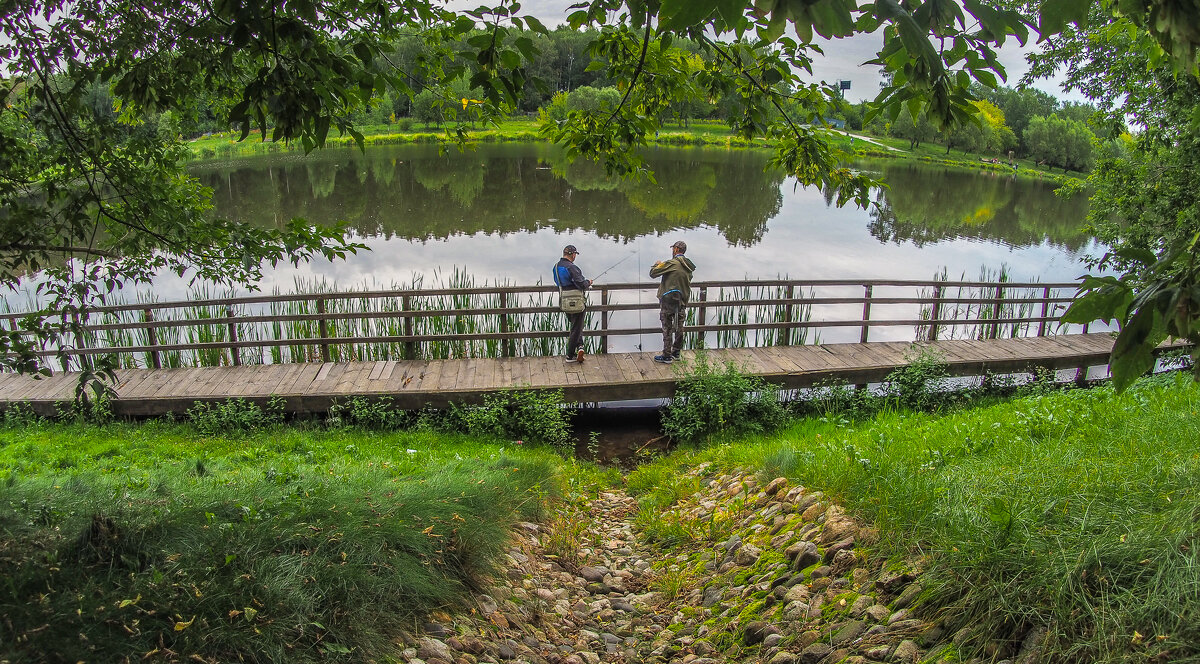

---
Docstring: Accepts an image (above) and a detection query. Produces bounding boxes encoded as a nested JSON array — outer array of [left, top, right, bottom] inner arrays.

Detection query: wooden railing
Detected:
[[0, 278, 1086, 370]]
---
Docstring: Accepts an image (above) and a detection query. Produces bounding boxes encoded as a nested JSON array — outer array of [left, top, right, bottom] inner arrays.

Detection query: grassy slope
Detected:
[[630, 374, 1199, 662], [185, 117, 1081, 183], [5, 375, 1194, 662], [0, 422, 614, 663]]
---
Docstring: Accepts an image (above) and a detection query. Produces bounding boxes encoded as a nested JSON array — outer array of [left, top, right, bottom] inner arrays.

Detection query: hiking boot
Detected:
[[653, 354, 673, 364], [671, 351, 681, 360], [576, 349, 585, 363]]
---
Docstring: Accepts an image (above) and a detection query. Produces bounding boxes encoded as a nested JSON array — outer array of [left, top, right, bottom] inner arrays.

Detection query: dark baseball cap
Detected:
[[671, 240, 687, 253], [563, 245, 579, 254]]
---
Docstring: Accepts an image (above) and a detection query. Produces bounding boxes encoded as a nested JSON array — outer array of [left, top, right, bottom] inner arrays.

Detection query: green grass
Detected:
[[185, 115, 1085, 189], [628, 373, 1200, 663], [0, 419, 614, 663], [185, 118, 822, 162]]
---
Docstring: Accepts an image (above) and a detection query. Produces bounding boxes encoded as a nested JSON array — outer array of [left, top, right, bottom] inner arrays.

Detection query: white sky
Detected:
[[442, 0, 1077, 104]]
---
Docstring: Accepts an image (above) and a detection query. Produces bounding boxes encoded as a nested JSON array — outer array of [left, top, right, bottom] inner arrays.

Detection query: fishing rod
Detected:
[[591, 250, 638, 281]]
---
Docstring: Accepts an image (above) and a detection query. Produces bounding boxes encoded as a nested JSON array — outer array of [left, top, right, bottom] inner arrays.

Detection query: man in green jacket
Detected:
[[649, 240, 697, 364]]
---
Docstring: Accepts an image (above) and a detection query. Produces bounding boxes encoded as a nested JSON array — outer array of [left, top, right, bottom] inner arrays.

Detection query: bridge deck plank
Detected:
[[0, 333, 1177, 417]]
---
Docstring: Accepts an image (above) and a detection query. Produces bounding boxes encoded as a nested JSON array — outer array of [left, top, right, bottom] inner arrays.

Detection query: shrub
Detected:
[[326, 396, 408, 430], [445, 389, 573, 451], [879, 347, 950, 411], [661, 353, 788, 444], [187, 396, 284, 435], [2, 402, 43, 428]]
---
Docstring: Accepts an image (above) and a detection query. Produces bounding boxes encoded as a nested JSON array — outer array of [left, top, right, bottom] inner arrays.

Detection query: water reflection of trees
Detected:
[[866, 162, 1091, 251], [196, 149, 1088, 252], [194, 145, 784, 245]]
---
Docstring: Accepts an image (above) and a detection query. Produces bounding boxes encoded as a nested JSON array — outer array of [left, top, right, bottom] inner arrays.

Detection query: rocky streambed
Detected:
[[396, 465, 1039, 664]]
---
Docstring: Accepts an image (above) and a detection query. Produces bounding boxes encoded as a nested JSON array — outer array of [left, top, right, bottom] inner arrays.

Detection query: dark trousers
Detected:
[[565, 311, 585, 357], [659, 291, 685, 355]]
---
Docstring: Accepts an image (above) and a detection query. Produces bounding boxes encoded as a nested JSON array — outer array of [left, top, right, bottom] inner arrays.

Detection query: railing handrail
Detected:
[[0, 278, 1079, 321], [0, 278, 1088, 368]]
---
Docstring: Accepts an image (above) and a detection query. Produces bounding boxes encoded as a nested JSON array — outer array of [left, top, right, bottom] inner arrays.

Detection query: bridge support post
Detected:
[[782, 284, 795, 346], [402, 295, 415, 360], [143, 308, 161, 370], [600, 287, 609, 355], [989, 282, 1005, 339], [227, 306, 241, 366], [928, 285, 944, 341], [71, 310, 89, 374], [499, 292, 512, 358], [316, 298, 331, 363], [860, 284, 872, 343], [1038, 286, 1051, 337]]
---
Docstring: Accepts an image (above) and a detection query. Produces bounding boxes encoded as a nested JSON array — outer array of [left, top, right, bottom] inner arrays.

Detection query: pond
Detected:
[[186, 142, 1096, 302]]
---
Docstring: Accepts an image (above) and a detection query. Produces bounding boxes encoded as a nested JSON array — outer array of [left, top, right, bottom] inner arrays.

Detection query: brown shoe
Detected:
[[576, 349, 585, 363]]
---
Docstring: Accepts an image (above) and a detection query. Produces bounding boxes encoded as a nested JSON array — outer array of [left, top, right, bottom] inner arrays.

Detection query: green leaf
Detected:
[[1061, 285, 1132, 325], [567, 10, 589, 28], [524, 15, 548, 34], [986, 496, 1011, 527], [315, 114, 331, 147], [1038, 0, 1092, 37], [1112, 246, 1157, 267], [1110, 306, 1163, 391], [660, 0, 717, 30], [353, 42, 373, 66], [714, 0, 745, 26], [467, 34, 494, 49], [500, 49, 521, 70], [808, 0, 857, 38], [514, 36, 537, 61]]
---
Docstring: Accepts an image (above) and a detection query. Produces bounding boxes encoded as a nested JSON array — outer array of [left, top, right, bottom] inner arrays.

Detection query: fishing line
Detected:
[[592, 250, 637, 281]]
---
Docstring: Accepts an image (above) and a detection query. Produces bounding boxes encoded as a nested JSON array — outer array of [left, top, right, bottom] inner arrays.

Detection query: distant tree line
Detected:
[[69, 25, 1106, 175], [842, 85, 1114, 173]]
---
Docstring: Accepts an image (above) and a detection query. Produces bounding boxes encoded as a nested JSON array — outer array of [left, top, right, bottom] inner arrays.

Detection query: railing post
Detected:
[[226, 305, 241, 366], [71, 310, 90, 373], [1038, 286, 1051, 336], [860, 284, 872, 343], [144, 308, 162, 370], [989, 282, 1005, 339], [316, 297, 331, 363], [927, 285, 944, 341], [696, 286, 708, 348], [499, 292, 512, 358], [600, 287, 609, 355], [782, 283, 795, 346], [402, 295, 415, 360]]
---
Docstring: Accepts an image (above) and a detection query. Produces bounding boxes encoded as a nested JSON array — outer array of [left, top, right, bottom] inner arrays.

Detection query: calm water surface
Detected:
[[183, 142, 1095, 300]]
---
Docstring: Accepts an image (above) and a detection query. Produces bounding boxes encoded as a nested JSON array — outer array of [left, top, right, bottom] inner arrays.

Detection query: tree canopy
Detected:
[[3, 0, 1200, 390]]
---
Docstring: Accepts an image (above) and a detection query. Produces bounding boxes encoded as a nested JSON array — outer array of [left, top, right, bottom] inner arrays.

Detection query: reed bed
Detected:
[[706, 283, 816, 349], [916, 266, 1040, 341]]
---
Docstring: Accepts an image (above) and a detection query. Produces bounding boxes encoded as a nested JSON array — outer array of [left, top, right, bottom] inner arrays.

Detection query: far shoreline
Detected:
[[185, 118, 1087, 187]]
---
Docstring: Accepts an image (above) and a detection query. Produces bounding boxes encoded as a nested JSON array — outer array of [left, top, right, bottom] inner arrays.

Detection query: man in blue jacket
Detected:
[[649, 240, 697, 363], [553, 245, 592, 363]]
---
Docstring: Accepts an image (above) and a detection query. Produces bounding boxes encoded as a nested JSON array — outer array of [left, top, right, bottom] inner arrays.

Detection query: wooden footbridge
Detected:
[[0, 278, 1153, 416]]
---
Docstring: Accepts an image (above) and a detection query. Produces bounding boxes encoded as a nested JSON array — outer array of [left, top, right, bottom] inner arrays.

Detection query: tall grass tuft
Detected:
[[0, 423, 566, 663]]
